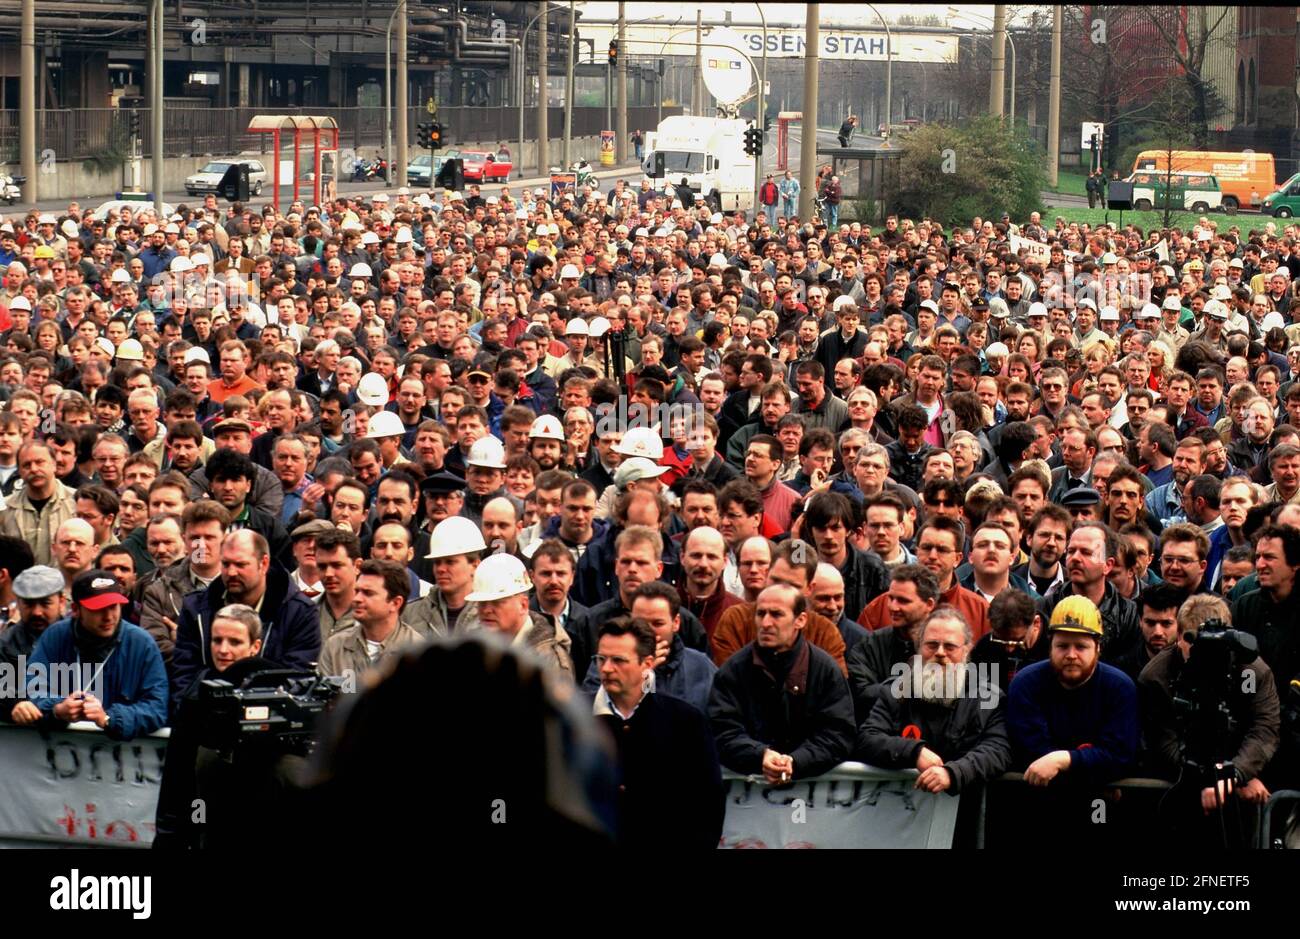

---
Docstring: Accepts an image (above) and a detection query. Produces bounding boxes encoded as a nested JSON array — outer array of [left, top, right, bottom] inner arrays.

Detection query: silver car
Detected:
[[185, 159, 268, 196]]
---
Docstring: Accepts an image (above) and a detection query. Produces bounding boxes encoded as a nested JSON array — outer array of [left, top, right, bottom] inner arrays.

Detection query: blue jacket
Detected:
[[1005, 659, 1138, 784], [581, 635, 716, 713], [171, 566, 321, 707], [137, 244, 178, 279], [27, 617, 169, 741]]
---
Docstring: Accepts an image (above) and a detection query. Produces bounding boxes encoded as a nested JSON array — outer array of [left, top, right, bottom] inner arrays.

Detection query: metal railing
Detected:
[[0, 106, 682, 165]]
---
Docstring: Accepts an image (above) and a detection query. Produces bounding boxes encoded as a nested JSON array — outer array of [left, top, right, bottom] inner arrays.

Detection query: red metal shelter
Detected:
[[246, 115, 340, 211]]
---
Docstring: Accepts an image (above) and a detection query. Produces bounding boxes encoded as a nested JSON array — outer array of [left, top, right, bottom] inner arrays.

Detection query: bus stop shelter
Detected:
[[247, 115, 341, 211], [816, 144, 902, 225]]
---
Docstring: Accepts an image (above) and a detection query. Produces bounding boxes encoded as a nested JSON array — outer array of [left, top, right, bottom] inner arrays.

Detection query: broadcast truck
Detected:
[[641, 115, 755, 213]]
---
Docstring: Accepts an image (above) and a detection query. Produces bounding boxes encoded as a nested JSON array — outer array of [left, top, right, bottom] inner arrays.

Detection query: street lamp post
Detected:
[[863, 3, 892, 134], [949, 8, 1017, 121], [752, 4, 768, 207], [384, 0, 409, 187]]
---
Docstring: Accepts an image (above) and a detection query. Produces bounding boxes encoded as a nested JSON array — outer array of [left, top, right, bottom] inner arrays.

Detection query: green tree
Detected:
[[895, 115, 1046, 225]]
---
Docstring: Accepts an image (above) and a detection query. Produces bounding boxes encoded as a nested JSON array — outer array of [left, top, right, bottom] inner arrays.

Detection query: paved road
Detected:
[[17, 160, 648, 215]]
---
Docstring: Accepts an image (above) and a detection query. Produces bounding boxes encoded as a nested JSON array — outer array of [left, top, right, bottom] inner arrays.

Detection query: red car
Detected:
[[459, 150, 513, 182]]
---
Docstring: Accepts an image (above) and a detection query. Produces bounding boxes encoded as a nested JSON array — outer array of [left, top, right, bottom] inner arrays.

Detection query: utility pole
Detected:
[[537, 5, 549, 176], [798, 5, 819, 220], [563, 1, 575, 168], [989, 4, 1006, 118], [693, 10, 703, 115], [396, 1, 408, 187], [152, 0, 165, 215], [616, 2, 627, 162], [19, 0, 35, 204], [1047, 5, 1062, 186], [1026, 11, 1039, 127]]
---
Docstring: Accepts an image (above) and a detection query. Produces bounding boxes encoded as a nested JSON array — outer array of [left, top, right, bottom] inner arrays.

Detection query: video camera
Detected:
[[197, 670, 347, 756], [1172, 618, 1258, 779]]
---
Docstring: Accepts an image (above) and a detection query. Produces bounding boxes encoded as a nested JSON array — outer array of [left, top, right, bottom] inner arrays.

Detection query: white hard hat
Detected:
[[1101, 252, 1119, 265], [349, 263, 373, 279], [37, 213, 56, 225], [1262, 311, 1287, 332], [588, 316, 611, 339], [528, 415, 566, 441], [360, 231, 381, 245], [709, 253, 728, 267], [394, 227, 413, 244], [115, 338, 144, 361], [183, 347, 211, 365], [94, 337, 117, 358], [1211, 284, 1233, 301], [564, 318, 589, 337], [614, 426, 664, 459], [559, 263, 582, 280], [7, 296, 31, 312], [366, 410, 406, 439], [1136, 303, 1161, 320], [1027, 301, 1049, 318], [357, 372, 390, 406], [464, 553, 531, 602], [614, 457, 668, 487], [170, 256, 193, 273], [1162, 295, 1183, 311], [110, 267, 132, 284], [466, 435, 507, 469], [425, 516, 488, 560], [985, 342, 1009, 358]]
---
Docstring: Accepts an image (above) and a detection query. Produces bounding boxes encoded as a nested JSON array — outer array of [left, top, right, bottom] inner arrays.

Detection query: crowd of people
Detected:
[[0, 174, 1297, 849]]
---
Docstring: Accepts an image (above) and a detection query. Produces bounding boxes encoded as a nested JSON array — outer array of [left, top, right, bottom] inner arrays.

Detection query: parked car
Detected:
[[1262, 172, 1300, 218], [459, 150, 512, 182], [184, 159, 269, 196], [90, 199, 176, 221], [1126, 171, 1226, 214], [408, 153, 446, 188]]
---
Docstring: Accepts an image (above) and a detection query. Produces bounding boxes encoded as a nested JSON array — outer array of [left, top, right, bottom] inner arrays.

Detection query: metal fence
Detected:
[[0, 105, 680, 164]]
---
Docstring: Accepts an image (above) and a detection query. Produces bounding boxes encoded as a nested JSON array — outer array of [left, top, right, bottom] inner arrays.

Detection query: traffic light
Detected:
[[128, 109, 141, 139], [608, 40, 619, 67], [418, 122, 432, 150], [429, 121, 442, 151], [743, 125, 763, 157]]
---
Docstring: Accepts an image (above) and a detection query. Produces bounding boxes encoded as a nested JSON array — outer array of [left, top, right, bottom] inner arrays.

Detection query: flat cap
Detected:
[[13, 565, 65, 600]]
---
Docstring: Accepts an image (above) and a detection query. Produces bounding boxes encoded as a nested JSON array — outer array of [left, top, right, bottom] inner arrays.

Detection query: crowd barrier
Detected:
[[0, 721, 1290, 850], [0, 722, 167, 848], [1259, 790, 1300, 849]]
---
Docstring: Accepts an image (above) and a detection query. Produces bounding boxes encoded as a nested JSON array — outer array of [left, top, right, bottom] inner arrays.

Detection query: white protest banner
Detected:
[[720, 763, 961, 849], [0, 723, 165, 847], [1010, 233, 1052, 266]]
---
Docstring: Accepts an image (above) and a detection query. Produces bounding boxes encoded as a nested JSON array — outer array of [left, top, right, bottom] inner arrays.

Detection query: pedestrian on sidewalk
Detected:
[[821, 175, 842, 228], [631, 129, 644, 162], [838, 115, 858, 148], [778, 170, 801, 221], [759, 174, 780, 228]]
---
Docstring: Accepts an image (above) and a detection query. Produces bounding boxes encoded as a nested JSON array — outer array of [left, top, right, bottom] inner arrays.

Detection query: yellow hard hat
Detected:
[[1049, 595, 1104, 637]]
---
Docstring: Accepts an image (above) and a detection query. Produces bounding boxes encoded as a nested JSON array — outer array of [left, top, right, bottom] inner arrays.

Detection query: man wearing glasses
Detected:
[[972, 589, 1046, 692], [857, 516, 989, 641]]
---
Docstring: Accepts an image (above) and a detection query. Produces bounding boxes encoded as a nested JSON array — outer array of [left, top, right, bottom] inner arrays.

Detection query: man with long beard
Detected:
[[855, 607, 1010, 795]]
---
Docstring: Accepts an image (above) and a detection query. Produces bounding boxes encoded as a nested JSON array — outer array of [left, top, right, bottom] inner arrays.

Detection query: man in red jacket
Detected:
[[759, 175, 779, 229]]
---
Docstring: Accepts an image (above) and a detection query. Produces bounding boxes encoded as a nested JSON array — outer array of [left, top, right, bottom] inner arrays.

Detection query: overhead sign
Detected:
[[1081, 122, 1105, 148], [580, 24, 958, 63], [700, 26, 752, 106]]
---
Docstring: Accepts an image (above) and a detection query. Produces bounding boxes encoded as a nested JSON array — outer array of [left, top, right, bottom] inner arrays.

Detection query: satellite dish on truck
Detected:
[[700, 26, 753, 107]]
